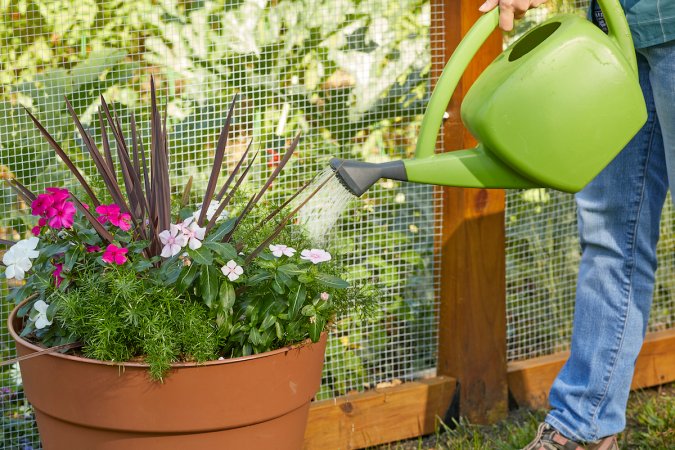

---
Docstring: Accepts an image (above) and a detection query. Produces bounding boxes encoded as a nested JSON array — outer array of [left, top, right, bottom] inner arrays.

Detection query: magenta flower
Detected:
[[45, 187, 70, 204], [96, 204, 132, 231], [31, 194, 54, 216], [45, 201, 77, 229], [86, 245, 101, 253], [96, 204, 120, 224], [38, 217, 47, 227], [31, 226, 41, 236], [102, 244, 128, 265], [53, 263, 64, 287]]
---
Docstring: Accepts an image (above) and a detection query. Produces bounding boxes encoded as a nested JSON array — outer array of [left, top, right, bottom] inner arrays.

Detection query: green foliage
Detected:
[[50, 266, 219, 380]]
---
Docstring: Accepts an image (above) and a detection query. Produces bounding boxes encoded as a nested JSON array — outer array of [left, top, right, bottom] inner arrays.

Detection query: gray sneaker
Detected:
[[522, 423, 619, 450]]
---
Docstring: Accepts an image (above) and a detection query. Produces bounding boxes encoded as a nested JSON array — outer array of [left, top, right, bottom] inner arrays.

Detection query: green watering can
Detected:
[[331, 0, 647, 196]]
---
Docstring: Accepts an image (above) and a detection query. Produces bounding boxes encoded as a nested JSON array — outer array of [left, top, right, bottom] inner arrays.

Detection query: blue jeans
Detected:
[[546, 40, 675, 442]]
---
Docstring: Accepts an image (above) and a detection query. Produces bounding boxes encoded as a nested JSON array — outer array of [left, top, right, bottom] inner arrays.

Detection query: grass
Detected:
[[372, 383, 675, 449]]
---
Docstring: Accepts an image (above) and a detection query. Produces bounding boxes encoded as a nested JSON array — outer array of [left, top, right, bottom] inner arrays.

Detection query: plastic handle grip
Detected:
[[597, 0, 638, 75], [415, 8, 499, 159]]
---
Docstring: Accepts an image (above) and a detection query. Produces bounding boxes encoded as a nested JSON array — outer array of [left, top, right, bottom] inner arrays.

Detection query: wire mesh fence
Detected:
[[0, 0, 441, 446], [1, 0, 673, 447]]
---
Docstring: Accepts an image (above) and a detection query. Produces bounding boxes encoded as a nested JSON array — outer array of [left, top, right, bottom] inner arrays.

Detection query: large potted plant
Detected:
[[2, 80, 373, 449]]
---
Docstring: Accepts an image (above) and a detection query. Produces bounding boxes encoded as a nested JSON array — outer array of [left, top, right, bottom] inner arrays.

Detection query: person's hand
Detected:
[[479, 0, 548, 32]]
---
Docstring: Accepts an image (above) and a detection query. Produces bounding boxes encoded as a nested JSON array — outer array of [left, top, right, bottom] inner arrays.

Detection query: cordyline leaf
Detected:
[[5, 179, 36, 204], [198, 94, 238, 227], [100, 97, 148, 223], [98, 109, 116, 177], [181, 176, 193, 208], [130, 112, 141, 177], [245, 169, 336, 264], [69, 194, 115, 244], [149, 76, 171, 233], [256, 172, 318, 229], [215, 138, 253, 201], [224, 133, 301, 241], [205, 144, 259, 233], [64, 97, 130, 214], [0, 238, 16, 246], [22, 108, 100, 206]]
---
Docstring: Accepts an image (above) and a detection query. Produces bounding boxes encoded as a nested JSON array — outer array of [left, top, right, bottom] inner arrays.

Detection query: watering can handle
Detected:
[[597, 0, 639, 74], [415, 3, 637, 160]]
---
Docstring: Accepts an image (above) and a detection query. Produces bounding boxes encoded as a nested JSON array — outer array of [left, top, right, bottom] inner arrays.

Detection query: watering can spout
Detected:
[[330, 144, 537, 197]]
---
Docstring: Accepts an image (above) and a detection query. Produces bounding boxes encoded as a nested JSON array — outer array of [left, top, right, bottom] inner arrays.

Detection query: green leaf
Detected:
[[203, 241, 238, 260], [64, 247, 82, 272], [132, 260, 153, 272], [315, 273, 350, 289], [301, 304, 316, 316], [249, 327, 263, 346], [247, 270, 273, 285], [309, 316, 326, 342], [177, 264, 199, 292], [199, 266, 220, 308], [288, 284, 306, 320], [272, 275, 285, 294], [275, 321, 284, 340], [219, 280, 236, 310], [278, 264, 305, 276], [207, 218, 236, 242], [191, 246, 214, 265], [260, 315, 276, 330], [298, 274, 314, 284]]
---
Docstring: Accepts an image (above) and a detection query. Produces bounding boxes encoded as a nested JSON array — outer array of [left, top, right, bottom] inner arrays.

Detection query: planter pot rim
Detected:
[[8, 298, 324, 369]]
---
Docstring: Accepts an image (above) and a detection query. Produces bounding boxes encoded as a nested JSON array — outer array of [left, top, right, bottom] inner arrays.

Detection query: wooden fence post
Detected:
[[432, 0, 508, 424]]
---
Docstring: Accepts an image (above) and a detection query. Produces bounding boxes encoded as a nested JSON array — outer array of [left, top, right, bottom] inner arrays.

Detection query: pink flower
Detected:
[[320, 292, 329, 301], [269, 244, 296, 257], [31, 226, 41, 236], [86, 245, 101, 253], [53, 263, 64, 287], [38, 217, 47, 227], [221, 260, 244, 281], [45, 201, 77, 229], [96, 204, 132, 231], [300, 249, 331, 264], [31, 194, 53, 216], [45, 187, 70, 204], [180, 218, 206, 250], [102, 244, 128, 265], [159, 224, 188, 258]]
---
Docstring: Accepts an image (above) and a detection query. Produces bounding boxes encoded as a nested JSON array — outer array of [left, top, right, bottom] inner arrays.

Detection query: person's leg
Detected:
[[545, 50, 669, 441], [647, 41, 675, 202]]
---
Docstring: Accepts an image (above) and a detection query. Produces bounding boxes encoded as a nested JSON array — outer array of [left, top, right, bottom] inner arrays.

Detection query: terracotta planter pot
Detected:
[[8, 302, 327, 450]]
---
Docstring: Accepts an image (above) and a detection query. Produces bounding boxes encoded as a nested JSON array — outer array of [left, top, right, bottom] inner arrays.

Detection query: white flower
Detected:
[[394, 193, 406, 204], [320, 292, 330, 301], [180, 218, 206, 250], [193, 200, 228, 223], [32, 300, 52, 330], [159, 224, 188, 258], [221, 260, 244, 281], [269, 244, 296, 258], [3, 237, 40, 281], [300, 248, 331, 264]]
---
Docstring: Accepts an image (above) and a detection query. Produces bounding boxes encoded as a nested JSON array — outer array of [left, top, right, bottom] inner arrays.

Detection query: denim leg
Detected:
[[545, 52, 668, 441], [645, 41, 675, 202]]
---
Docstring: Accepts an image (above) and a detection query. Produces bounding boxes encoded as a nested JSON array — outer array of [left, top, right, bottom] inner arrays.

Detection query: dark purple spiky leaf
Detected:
[[244, 170, 336, 264], [198, 94, 238, 227], [69, 194, 115, 244], [23, 108, 100, 206]]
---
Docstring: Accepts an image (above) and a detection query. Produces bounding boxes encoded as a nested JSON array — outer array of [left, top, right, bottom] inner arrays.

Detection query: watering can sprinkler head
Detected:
[[330, 158, 407, 197], [331, 1, 647, 196]]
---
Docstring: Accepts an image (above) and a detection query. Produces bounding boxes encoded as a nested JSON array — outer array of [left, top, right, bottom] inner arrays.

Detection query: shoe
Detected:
[[522, 423, 619, 450]]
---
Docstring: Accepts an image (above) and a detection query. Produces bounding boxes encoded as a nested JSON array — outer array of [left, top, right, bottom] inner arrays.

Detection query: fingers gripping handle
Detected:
[[415, 8, 499, 159]]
